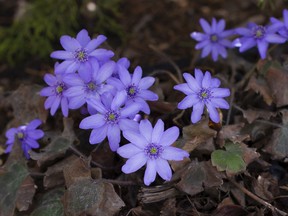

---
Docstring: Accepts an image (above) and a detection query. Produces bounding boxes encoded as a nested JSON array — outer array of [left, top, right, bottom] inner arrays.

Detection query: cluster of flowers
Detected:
[[4, 27, 231, 185], [191, 9, 288, 61]]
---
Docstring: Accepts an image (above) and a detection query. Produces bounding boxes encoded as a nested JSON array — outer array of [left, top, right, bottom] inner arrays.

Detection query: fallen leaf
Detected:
[[16, 175, 36, 211], [160, 198, 176, 216], [212, 205, 248, 216], [63, 179, 125, 216]]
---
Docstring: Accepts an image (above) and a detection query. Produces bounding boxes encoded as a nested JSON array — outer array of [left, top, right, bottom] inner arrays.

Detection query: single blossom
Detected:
[[50, 29, 114, 73], [107, 66, 158, 114], [40, 70, 70, 117], [190, 18, 234, 61], [233, 22, 286, 59], [5, 119, 44, 159], [63, 60, 115, 109], [270, 9, 288, 38], [79, 91, 141, 151], [117, 119, 189, 186], [174, 69, 230, 123]]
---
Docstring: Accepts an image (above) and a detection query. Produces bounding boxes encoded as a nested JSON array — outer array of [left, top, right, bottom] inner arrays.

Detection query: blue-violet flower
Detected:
[[117, 119, 189, 186], [108, 65, 158, 114], [174, 69, 230, 123], [5, 119, 44, 159], [79, 91, 141, 151], [191, 18, 234, 61], [270, 9, 288, 38], [50, 29, 114, 73], [233, 22, 286, 59]]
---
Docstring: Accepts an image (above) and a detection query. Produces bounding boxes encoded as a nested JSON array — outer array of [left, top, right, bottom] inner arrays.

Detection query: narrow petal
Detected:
[[79, 114, 106, 129], [122, 152, 147, 174], [117, 143, 143, 158], [40, 87, 54, 97], [44, 74, 57, 86], [218, 45, 228, 58], [118, 65, 132, 86], [206, 102, 220, 123], [54, 60, 74, 74], [202, 71, 212, 88], [131, 66, 142, 85], [63, 74, 83, 86], [64, 86, 84, 97], [178, 94, 199, 109], [265, 34, 286, 43], [123, 130, 147, 148], [107, 124, 121, 151], [211, 18, 217, 33], [44, 96, 55, 109], [5, 128, 17, 140], [50, 51, 73, 60], [89, 49, 114, 60], [211, 88, 230, 97], [211, 98, 229, 109], [76, 29, 90, 47], [210, 78, 221, 88], [190, 32, 208, 41], [144, 160, 157, 186], [173, 83, 194, 95], [68, 95, 86, 109], [191, 102, 204, 123], [107, 77, 125, 90], [111, 90, 127, 110], [200, 18, 211, 34], [117, 57, 130, 69], [78, 62, 93, 83], [50, 96, 61, 115], [211, 45, 219, 61], [121, 103, 141, 118], [118, 119, 139, 132], [133, 98, 150, 114], [61, 97, 69, 117], [151, 119, 164, 144], [161, 146, 189, 160], [183, 73, 201, 92], [26, 119, 42, 130], [159, 126, 179, 147], [138, 77, 155, 89], [257, 40, 268, 59], [139, 119, 153, 143], [194, 68, 204, 84], [155, 158, 172, 181], [66, 62, 80, 74], [96, 61, 115, 83], [87, 98, 106, 114], [234, 27, 252, 36], [217, 19, 225, 32], [89, 125, 108, 144], [60, 36, 81, 51], [25, 137, 40, 148], [201, 44, 212, 58], [85, 35, 107, 52], [27, 129, 44, 140], [239, 38, 256, 52]]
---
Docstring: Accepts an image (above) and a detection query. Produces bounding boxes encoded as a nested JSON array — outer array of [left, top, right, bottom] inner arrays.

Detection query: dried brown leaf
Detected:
[[242, 109, 277, 124], [160, 198, 176, 216], [15, 175, 36, 211]]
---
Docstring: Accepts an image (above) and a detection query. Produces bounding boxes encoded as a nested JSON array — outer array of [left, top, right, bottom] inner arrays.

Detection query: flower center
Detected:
[[86, 82, 96, 91], [55, 83, 66, 94], [74, 48, 88, 63], [144, 143, 163, 159], [253, 25, 266, 39], [198, 88, 211, 102], [126, 85, 138, 98], [105, 110, 119, 124], [17, 132, 25, 140], [210, 34, 218, 42]]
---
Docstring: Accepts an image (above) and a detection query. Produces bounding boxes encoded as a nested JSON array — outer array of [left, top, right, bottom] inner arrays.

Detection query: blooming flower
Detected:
[[63, 60, 115, 109], [40, 69, 70, 117], [50, 29, 114, 73], [233, 22, 286, 59], [79, 90, 141, 151], [117, 119, 189, 186], [174, 69, 230, 123], [190, 18, 234, 61], [270, 9, 288, 38], [107, 65, 158, 114], [5, 119, 44, 159]]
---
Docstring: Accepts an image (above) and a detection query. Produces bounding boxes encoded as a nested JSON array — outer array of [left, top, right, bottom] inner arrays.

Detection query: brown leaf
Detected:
[[242, 109, 277, 124], [246, 75, 273, 106], [212, 205, 248, 216], [252, 174, 274, 201], [129, 206, 155, 216], [15, 175, 36, 211], [239, 142, 260, 165], [160, 198, 176, 216]]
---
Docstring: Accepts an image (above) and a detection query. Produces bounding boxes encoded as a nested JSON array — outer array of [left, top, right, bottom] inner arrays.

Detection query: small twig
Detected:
[[149, 44, 183, 83], [229, 178, 288, 216], [69, 145, 115, 170]]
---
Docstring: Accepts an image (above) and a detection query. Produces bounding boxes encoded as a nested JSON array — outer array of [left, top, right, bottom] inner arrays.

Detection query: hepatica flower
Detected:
[[234, 22, 286, 59], [5, 119, 44, 159], [117, 119, 189, 186], [63, 60, 115, 109], [108, 66, 158, 114], [191, 18, 234, 61], [174, 69, 230, 123], [270, 9, 288, 38], [79, 91, 141, 151], [50, 29, 114, 73], [40, 71, 69, 117]]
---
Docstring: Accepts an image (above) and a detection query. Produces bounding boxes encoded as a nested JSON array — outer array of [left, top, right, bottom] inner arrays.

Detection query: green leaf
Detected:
[[30, 188, 65, 216], [211, 142, 246, 174], [0, 162, 29, 216]]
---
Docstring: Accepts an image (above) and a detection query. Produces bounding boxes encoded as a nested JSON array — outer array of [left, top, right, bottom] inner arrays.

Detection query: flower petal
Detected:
[[144, 159, 157, 186], [60, 35, 81, 51], [25, 137, 40, 148], [159, 126, 179, 147], [155, 158, 172, 181], [50, 51, 73, 60], [85, 35, 107, 52], [118, 65, 131, 86], [80, 114, 106, 129], [122, 152, 147, 173], [27, 129, 44, 140], [138, 90, 158, 101], [190, 32, 208, 41], [191, 101, 204, 123], [183, 73, 201, 92], [256, 40, 268, 59], [111, 90, 127, 110], [206, 102, 220, 123], [120, 103, 141, 118], [68, 95, 86, 109], [123, 130, 147, 148], [118, 119, 139, 132], [76, 29, 90, 47], [26, 119, 42, 130], [5, 128, 17, 140], [44, 74, 57, 86], [161, 146, 189, 160], [50, 96, 61, 115], [117, 143, 143, 158], [173, 83, 194, 95], [178, 94, 199, 109], [89, 125, 108, 144], [138, 77, 155, 89], [131, 66, 142, 85], [194, 68, 204, 84], [200, 18, 211, 34], [139, 119, 153, 143], [239, 38, 256, 52], [151, 119, 164, 144], [211, 88, 230, 97], [61, 97, 69, 117], [211, 98, 229, 109], [202, 71, 212, 88], [107, 124, 121, 151], [40, 87, 54, 97], [89, 49, 114, 60], [96, 61, 115, 83]]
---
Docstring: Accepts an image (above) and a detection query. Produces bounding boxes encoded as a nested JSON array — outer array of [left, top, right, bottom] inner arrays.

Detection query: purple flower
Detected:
[[191, 18, 234, 61], [5, 119, 44, 159], [117, 119, 189, 186], [63, 60, 115, 109], [50, 29, 114, 73], [79, 91, 141, 151], [174, 69, 230, 123], [233, 22, 286, 59], [107, 66, 158, 114], [40, 70, 70, 117], [270, 9, 288, 38]]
